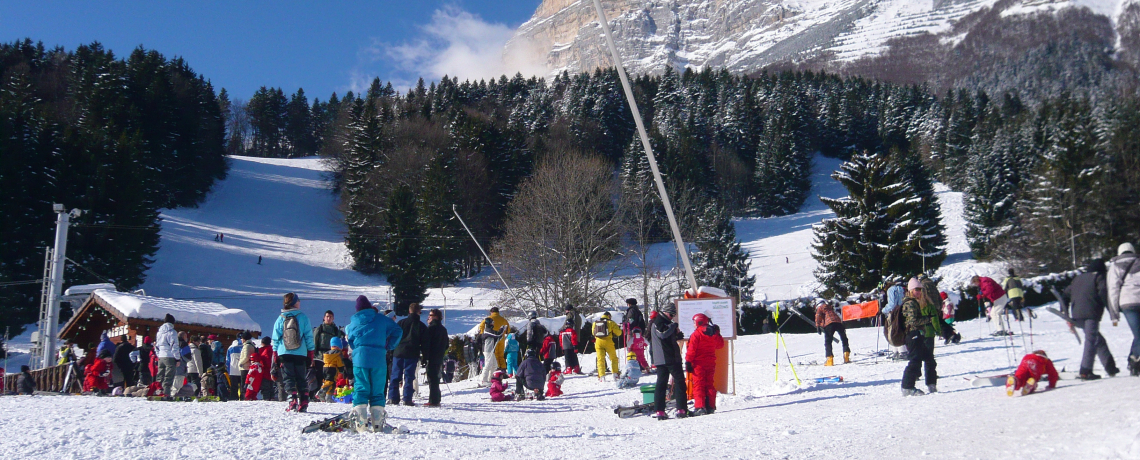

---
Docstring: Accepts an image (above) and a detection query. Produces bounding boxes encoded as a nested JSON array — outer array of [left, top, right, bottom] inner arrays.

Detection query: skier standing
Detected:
[[479, 318, 505, 386], [969, 275, 1010, 335], [650, 304, 688, 420], [686, 313, 724, 415], [1107, 242, 1140, 376], [504, 332, 520, 377], [113, 334, 137, 388], [558, 320, 581, 374], [592, 312, 622, 380], [345, 295, 403, 432], [1003, 269, 1027, 321], [272, 292, 316, 411], [389, 303, 426, 406], [1063, 259, 1120, 379], [564, 305, 584, 352], [901, 277, 941, 396], [422, 308, 449, 407], [814, 299, 850, 365], [622, 298, 646, 344], [478, 307, 511, 369], [154, 314, 180, 398], [237, 332, 255, 399]]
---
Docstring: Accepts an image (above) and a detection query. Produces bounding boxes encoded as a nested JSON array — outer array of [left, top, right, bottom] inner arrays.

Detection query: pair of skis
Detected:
[[301, 411, 410, 434]]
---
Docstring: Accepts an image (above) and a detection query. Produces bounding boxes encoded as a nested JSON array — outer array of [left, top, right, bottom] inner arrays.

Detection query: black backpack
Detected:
[[884, 303, 906, 347]]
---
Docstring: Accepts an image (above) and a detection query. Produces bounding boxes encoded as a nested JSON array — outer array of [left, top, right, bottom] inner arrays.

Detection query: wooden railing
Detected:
[[4, 362, 80, 394]]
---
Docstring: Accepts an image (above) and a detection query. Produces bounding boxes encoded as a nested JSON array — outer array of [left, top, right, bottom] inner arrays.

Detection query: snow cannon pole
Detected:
[[452, 205, 524, 308], [591, 0, 698, 291]]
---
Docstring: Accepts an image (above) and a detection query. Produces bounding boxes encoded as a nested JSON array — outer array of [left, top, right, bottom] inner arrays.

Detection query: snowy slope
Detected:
[[3, 309, 1137, 459]]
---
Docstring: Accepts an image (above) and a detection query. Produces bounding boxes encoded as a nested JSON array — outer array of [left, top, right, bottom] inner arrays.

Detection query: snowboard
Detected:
[[301, 411, 410, 434], [1047, 287, 1082, 344], [614, 399, 678, 418]]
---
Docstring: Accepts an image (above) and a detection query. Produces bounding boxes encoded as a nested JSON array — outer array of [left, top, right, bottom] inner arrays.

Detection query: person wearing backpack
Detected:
[[1003, 269, 1027, 322], [272, 292, 316, 412], [593, 312, 622, 381], [901, 277, 942, 396], [622, 298, 646, 345], [1107, 242, 1140, 376], [881, 278, 907, 360]]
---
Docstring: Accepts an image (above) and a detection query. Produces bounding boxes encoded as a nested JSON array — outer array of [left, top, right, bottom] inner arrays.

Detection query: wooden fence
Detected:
[[4, 362, 80, 394]]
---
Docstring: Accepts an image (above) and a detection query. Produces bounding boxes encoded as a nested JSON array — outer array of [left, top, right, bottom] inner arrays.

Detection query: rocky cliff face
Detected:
[[504, 0, 1131, 81]]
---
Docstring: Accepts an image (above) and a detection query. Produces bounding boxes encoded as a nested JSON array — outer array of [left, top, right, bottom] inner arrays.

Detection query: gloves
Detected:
[[684, 362, 693, 373]]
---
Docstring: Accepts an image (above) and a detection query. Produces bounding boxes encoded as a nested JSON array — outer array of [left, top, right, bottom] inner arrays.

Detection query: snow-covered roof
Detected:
[[92, 289, 261, 333], [64, 284, 116, 296]]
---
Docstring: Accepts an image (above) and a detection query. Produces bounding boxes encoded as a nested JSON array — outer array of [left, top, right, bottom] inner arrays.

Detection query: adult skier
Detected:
[[901, 277, 941, 396], [345, 295, 403, 432], [479, 318, 505, 386], [969, 275, 1010, 335], [650, 304, 688, 420], [686, 313, 724, 416], [390, 303, 426, 406], [313, 310, 344, 362], [478, 307, 511, 369], [564, 305, 584, 352], [272, 292, 316, 411], [814, 299, 850, 365], [622, 298, 646, 342], [1063, 259, 1120, 379], [1107, 242, 1140, 376], [593, 312, 622, 380], [113, 334, 137, 387], [154, 314, 180, 398], [558, 320, 581, 374], [1003, 269, 1027, 321], [422, 308, 450, 407]]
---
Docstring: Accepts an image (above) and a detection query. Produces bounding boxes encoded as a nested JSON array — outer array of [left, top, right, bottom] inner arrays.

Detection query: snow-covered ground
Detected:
[[3, 309, 1136, 459]]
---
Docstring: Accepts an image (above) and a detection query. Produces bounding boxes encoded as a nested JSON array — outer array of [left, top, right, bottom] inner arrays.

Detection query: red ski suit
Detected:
[[244, 347, 272, 400], [84, 359, 111, 392], [628, 334, 650, 371], [1013, 353, 1058, 392], [685, 314, 724, 410], [545, 371, 564, 397]]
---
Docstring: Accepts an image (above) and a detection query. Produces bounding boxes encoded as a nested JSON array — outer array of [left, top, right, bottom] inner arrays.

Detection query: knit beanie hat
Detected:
[[164, 314, 176, 324], [355, 295, 371, 312], [907, 278, 922, 291], [330, 337, 343, 349]]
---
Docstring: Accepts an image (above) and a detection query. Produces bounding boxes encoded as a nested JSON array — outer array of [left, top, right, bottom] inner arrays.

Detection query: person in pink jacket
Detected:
[[488, 370, 511, 402], [970, 275, 1010, 335]]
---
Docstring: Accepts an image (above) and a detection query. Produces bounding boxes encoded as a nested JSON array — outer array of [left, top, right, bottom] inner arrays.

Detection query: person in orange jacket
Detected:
[[685, 313, 724, 416], [814, 299, 850, 365]]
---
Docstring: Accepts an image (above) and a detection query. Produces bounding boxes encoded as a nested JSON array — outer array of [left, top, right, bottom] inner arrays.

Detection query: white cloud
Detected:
[[349, 5, 547, 92]]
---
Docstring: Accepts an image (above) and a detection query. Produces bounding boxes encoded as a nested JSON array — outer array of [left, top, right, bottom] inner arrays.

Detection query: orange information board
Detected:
[[841, 300, 880, 321]]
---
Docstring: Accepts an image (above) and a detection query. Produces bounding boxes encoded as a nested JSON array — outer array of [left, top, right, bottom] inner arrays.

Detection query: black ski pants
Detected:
[[279, 354, 309, 400], [425, 358, 443, 405], [1078, 319, 1117, 374], [823, 323, 850, 358], [564, 349, 579, 370], [901, 331, 937, 389], [654, 362, 686, 413]]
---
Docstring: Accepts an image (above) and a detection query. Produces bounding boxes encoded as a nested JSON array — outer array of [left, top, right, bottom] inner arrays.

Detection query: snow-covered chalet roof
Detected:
[[92, 289, 261, 333]]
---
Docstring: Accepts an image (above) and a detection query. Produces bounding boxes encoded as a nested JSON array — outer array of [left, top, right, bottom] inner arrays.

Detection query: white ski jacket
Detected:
[[155, 323, 179, 359], [1108, 252, 1140, 315]]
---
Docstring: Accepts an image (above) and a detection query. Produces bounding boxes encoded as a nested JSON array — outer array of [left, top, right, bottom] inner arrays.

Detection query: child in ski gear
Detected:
[[273, 292, 316, 411], [479, 318, 505, 386], [518, 349, 546, 400], [489, 370, 511, 402], [504, 332, 520, 377], [345, 295, 403, 432], [1007, 350, 1059, 396], [593, 312, 622, 380], [559, 320, 581, 374], [320, 337, 346, 401], [1107, 242, 1140, 376], [901, 278, 941, 396], [540, 333, 558, 372], [84, 351, 113, 394], [651, 304, 688, 419], [814, 299, 850, 365], [545, 361, 564, 397], [686, 313, 724, 415], [1003, 269, 1027, 321], [1063, 259, 1120, 379], [616, 351, 642, 389], [939, 292, 962, 345], [627, 329, 649, 372]]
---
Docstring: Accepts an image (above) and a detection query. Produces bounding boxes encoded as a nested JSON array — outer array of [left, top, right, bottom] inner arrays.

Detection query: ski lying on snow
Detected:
[[301, 412, 410, 434]]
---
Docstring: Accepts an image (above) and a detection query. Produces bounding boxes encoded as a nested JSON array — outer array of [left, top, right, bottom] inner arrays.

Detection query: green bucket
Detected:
[[640, 384, 655, 404]]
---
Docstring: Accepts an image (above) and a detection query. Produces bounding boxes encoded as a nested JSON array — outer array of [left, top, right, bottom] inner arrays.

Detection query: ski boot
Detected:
[[350, 404, 371, 433], [1005, 375, 1016, 397], [926, 384, 937, 394], [843, 351, 851, 364], [675, 409, 690, 419], [655, 411, 668, 421], [286, 393, 299, 412], [1021, 377, 1037, 396], [369, 406, 387, 433], [952, 333, 962, 344], [690, 408, 707, 417], [901, 388, 925, 397], [298, 396, 309, 413], [1077, 372, 1101, 381], [824, 356, 834, 367], [1130, 356, 1140, 377]]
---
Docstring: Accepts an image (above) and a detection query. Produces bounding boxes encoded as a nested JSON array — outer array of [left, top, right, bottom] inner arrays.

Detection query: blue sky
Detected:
[[2, 1, 542, 101]]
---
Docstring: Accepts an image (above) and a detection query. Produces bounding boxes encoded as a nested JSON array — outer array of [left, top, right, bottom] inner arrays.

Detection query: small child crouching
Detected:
[[489, 370, 512, 402], [546, 362, 564, 397], [616, 352, 642, 389], [1006, 350, 1058, 396]]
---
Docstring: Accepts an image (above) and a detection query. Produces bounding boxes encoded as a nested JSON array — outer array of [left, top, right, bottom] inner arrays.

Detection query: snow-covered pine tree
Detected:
[[886, 147, 947, 275], [343, 94, 387, 272], [748, 90, 812, 217], [812, 151, 946, 294], [692, 204, 756, 301], [383, 183, 429, 315], [964, 126, 1027, 259]]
